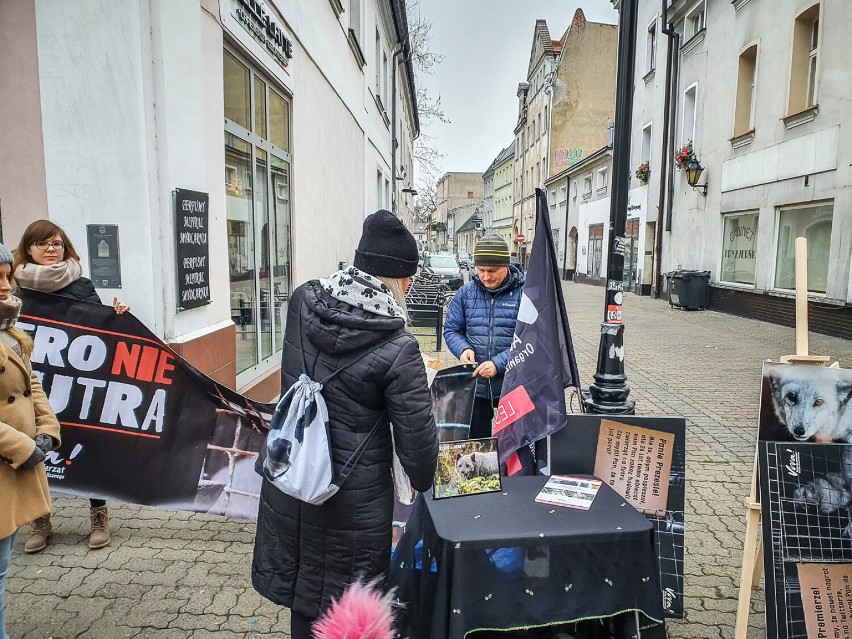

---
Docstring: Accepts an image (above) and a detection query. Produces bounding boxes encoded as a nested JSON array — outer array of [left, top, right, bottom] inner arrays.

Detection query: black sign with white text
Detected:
[[175, 189, 211, 310], [86, 224, 121, 288]]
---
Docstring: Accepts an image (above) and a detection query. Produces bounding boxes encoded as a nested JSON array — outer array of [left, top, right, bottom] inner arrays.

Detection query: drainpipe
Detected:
[[391, 46, 402, 216], [654, 0, 680, 297]]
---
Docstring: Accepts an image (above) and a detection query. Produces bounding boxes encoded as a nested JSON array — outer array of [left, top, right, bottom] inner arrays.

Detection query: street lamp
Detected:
[[402, 188, 418, 196], [685, 159, 708, 196], [584, 0, 638, 416]]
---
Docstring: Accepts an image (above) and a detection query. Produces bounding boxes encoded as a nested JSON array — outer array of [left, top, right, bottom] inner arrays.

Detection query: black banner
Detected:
[[175, 188, 211, 310], [18, 289, 273, 519], [495, 188, 581, 475]]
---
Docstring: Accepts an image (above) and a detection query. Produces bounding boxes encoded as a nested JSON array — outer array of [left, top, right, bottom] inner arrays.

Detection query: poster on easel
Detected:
[[758, 362, 852, 639], [550, 414, 686, 618]]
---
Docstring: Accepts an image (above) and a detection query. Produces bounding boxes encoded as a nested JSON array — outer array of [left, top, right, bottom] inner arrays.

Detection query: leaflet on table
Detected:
[[535, 475, 602, 510]]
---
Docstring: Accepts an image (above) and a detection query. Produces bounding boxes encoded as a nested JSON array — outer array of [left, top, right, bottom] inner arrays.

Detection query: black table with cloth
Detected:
[[389, 476, 665, 638]]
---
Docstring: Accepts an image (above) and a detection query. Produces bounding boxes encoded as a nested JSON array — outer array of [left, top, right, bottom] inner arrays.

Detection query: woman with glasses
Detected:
[[11, 220, 130, 553]]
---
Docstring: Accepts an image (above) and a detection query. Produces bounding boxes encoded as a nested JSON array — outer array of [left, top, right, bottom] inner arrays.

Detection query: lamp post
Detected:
[[685, 159, 708, 196], [585, 0, 638, 415]]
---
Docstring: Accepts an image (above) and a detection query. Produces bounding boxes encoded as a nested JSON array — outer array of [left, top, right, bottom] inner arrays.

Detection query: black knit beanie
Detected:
[[353, 210, 419, 278], [473, 234, 510, 267]]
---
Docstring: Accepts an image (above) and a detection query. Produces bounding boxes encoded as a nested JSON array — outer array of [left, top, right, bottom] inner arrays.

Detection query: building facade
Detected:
[[624, 0, 852, 336], [0, 0, 418, 399], [492, 143, 516, 252], [512, 20, 559, 264], [430, 172, 483, 252]]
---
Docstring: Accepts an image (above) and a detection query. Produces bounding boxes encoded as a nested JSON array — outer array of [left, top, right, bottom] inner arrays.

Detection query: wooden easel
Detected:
[[734, 237, 837, 638]]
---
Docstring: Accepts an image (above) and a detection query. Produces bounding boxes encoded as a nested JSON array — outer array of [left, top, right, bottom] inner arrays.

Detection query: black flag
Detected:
[[493, 188, 581, 475]]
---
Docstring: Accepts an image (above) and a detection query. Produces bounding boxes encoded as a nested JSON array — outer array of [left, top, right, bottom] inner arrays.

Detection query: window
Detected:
[[375, 29, 382, 99], [350, 0, 361, 43], [382, 50, 389, 106], [641, 123, 653, 163], [646, 17, 657, 74], [774, 203, 833, 293], [377, 170, 383, 209], [684, 1, 705, 41], [587, 224, 604, 277], [721, 212, 758, 285], [788, 4, 820, 114], [467, 191, 474, 198], [582, 174, 593, 198], [734, 45, 758, 137], [682, 84, 697, 145], [597, 167, 609, 192], [544, 105, 548, 132], [224, 48, 292, 375]]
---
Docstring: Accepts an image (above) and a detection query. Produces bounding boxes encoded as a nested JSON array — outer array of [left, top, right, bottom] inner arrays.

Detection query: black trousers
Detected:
[[290, 610, 315, 639], [470, 396, 498, 440]]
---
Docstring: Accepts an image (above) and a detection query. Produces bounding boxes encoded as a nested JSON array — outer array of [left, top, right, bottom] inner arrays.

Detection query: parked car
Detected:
[[457, 252, 472, 269], [422, 253, 464, 290]]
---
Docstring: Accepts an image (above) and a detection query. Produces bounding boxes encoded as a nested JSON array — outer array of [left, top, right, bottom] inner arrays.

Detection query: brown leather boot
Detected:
[[88, 506, 110, 549], [24, 515, 52, 554]]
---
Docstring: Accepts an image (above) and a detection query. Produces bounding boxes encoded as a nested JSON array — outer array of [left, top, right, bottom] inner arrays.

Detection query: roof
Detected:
[[456, 214, 482, 233], [482, 142, 516, 177]]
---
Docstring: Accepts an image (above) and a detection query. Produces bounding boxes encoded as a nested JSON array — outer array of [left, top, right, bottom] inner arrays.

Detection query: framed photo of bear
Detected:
[[434, 438, 502, 499]]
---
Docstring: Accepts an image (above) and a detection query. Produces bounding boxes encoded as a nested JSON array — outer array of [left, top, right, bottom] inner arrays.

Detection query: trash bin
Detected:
[[662, 272, 674, 298], [669, 270, 710, 310]]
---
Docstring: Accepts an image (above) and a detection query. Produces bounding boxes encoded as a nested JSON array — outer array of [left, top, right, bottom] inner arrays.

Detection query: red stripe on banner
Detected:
[[19, 314, 165, 348], [493, 385, 535, 434], [60, 421, 161, 439], [506, 451, 522, 476]]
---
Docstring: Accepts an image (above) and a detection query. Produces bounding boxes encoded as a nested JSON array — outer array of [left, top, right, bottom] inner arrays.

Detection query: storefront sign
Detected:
[[220, 0, 295, 87], [721, 212, 758, 285], [86, 224, 121, 288], [175, 189, 211, 310]]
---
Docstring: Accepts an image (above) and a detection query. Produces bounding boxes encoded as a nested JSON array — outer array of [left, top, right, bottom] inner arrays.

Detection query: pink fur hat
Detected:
[[312, 580, 396, 639]]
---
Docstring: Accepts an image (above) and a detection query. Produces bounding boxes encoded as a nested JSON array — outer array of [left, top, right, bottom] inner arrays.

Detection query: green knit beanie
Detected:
[[473, 234, 510, 267]]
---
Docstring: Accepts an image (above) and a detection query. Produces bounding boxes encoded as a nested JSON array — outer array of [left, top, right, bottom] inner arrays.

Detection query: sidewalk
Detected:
[[8, 282, 852, 638]]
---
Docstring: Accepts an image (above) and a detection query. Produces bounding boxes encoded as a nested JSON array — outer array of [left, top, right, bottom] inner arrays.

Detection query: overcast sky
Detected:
[[414, 0, 618, 177]]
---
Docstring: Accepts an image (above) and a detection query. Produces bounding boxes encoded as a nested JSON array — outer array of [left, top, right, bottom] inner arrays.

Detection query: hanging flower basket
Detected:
[[674, 141, 695, 171], [635, 161, 650, 183]]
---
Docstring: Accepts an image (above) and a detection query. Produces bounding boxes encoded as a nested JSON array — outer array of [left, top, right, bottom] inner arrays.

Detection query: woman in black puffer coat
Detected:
[[252, 211, 438, 639]]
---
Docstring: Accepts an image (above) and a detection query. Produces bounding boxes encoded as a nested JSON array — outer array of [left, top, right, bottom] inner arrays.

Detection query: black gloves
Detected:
[[20, 445, 46, 470], [35, 434, 54, 454]]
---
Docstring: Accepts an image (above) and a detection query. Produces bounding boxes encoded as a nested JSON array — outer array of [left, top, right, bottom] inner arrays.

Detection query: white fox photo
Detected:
[[761, 363, 852, 444]]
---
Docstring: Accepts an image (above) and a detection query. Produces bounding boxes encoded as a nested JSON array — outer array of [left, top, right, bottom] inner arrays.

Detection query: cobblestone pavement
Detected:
[[8, 282, 852, 638]]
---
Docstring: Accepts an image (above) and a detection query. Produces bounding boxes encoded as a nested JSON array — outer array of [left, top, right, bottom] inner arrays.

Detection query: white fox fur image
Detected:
[[765, 364, 852, 443]]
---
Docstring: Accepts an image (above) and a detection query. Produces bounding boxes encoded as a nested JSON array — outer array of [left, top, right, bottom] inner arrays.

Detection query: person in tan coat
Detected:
[[0, 242, 61, 639]]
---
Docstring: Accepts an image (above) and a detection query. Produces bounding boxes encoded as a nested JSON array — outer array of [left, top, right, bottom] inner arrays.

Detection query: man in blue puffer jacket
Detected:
[[444, 234, 525, 439]]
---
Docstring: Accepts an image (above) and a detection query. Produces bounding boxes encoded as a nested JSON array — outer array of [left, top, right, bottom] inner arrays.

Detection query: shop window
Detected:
[[254, 77, 267, 140], [721, 212, 758, 285], [788, 4, 820, 114], [587, 224, 604, 277], [224, 47, 293, 377], [733, 45, 758, 137], [224, 51, 251, 130], [774, 203, 832, 293], [269, 89, 290, 152]]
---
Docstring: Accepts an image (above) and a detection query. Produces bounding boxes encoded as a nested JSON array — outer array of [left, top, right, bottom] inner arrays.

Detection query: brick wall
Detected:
[[709, 286, 852, 340]]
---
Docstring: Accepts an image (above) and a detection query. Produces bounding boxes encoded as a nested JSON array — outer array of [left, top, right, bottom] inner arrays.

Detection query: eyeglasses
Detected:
[[32, 241, 66, 251]]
